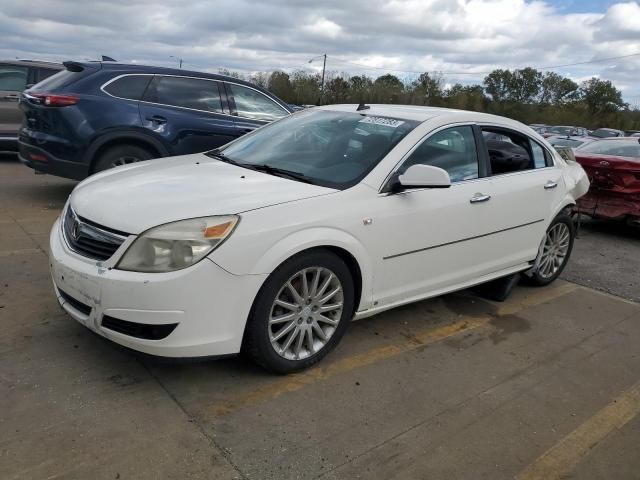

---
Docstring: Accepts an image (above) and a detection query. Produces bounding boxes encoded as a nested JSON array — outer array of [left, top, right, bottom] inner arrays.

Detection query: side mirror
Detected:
[[397, 164, 451, 190]]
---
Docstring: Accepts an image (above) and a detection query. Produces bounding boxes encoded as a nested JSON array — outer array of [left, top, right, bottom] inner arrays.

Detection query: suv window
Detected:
[[482, 128, 549, 175], [104, 75, 152, 101], [35, 67, 59, 84], [228, 83, 287, 121], [0, 64, 28, 91], [144, 76, 223, 113], [398, 126, 479, 183]]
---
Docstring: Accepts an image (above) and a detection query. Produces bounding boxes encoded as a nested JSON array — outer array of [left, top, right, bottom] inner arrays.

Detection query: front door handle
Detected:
[[470, 193, 491, 204], [544, 180, 558, 190], [146, 115, 167, 124]]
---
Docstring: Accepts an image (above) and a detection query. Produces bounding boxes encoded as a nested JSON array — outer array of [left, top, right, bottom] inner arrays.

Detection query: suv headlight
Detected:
[[117, 215, 239, 273]]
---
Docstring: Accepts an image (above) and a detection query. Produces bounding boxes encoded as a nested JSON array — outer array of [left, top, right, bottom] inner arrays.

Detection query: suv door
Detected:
[[140, 75, 237, 155], [224, 82, 289, 136], [0, 63, 28, 139]]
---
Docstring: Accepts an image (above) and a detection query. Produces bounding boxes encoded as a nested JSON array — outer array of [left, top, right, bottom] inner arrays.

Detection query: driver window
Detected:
[[398, 126, 479, 182]]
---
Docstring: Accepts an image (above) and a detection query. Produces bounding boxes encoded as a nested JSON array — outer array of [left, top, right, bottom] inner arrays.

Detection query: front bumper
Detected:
[[49, 217, 267, 357]]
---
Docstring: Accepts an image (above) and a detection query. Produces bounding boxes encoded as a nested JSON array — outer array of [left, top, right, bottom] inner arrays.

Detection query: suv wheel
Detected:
[[93, 144, 155, 173]]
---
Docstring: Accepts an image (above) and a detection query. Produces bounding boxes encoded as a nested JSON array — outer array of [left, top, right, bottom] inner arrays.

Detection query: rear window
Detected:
[[103, 75, 152, 100], [30, 69, 86, 92], [578, 141, 640, 158]]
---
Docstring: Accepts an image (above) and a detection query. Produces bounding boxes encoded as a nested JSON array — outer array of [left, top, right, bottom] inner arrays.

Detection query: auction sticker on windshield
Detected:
[[359, 116, 405, 128]]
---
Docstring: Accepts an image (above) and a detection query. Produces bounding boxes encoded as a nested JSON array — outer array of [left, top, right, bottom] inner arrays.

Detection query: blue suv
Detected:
[[18, 61, 293, 179]]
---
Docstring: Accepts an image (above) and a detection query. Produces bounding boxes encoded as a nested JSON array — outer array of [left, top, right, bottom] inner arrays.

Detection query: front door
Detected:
[[370, 125, 504, 307]]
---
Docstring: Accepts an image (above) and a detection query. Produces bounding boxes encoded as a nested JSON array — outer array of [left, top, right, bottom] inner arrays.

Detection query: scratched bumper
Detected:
[[49, 217, 267, 357]]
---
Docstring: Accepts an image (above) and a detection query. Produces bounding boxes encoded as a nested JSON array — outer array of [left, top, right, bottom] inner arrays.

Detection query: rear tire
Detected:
[[243, 250, 355, 374], [524, 212, 575, 286], [93, 144, 155, 173]]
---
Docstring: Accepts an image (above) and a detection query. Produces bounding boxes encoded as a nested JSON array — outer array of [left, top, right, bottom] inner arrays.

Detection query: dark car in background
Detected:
[[574, 138, 640, 225], [590, 128, 624, 138], [542, 125, 588, 138], [18, 61, 293, 179], [0, 60, 62, 152]]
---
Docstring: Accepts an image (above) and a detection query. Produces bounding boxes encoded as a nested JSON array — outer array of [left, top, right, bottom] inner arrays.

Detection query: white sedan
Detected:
[[50, 105, 589, 373]]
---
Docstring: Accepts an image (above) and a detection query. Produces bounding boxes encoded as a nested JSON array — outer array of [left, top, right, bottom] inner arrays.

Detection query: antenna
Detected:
[[356, 103, 370, 111]]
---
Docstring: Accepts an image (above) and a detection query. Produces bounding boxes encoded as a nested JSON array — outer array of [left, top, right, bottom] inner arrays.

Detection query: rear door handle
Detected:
[[470, 193, 491, 204], [146, 115, 167, 124], [544, 180, 558, 190], [3, 94, 19, 100]]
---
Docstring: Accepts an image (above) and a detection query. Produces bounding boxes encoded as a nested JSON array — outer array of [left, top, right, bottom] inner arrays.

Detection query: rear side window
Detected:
[[143, 76, 222, 113], [482, 128, 550, 175], [0, 64, 28, 91], [399, 126, 479, 183], [103, 75, 152, 100], [30, 69, 86, 92], [227, 83, 288, 121]]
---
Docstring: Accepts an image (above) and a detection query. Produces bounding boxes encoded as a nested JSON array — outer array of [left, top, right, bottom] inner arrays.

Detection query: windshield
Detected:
[[591, 128, 620, 138], [578, 140, 640, 158], [215, 109, 419, 189], [549, 126, 573, 135]]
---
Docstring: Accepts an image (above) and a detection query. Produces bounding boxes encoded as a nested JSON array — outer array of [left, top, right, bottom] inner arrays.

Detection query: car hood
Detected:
[[70, 154, 337, 234]]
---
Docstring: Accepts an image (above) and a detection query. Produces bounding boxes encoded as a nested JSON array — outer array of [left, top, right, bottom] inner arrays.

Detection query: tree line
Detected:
[[221, 67, 640, 130]]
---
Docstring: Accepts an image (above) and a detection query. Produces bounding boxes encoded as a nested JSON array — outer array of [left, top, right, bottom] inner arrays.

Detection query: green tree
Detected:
[[349, 75, 373, 102], [580, 77, 627, 113], [538, 72, 579, 105], [411, 72, 444, 105], [268, 71, 293, 102], [483, 69, 513, 102], [325, 76, 350, 103], [373, 74, 404, 103], [508, 67, 542, 103]]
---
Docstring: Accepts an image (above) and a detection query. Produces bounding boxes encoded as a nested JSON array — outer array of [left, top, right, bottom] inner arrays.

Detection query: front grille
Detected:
[[58, 288, 92, 315], [63, 207, 128, 261], [101, 315, 178, 340]]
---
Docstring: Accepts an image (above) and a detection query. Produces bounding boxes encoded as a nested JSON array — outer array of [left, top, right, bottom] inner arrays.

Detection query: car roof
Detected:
[[1, 59, 63, 69], [315, 104, 525, 126]]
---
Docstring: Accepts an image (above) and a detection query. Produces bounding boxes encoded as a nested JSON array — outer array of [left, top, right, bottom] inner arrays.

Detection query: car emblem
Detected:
[[599, 161, 610, 167], [71, 220, 80, 240]]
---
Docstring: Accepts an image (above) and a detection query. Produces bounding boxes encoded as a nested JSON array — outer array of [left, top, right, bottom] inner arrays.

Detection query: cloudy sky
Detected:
[[1, 0, 639, 103]]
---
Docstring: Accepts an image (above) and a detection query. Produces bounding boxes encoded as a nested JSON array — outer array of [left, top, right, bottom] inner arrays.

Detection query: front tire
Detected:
[[244, 250, 355, 374], [525, 212, 575, 286]]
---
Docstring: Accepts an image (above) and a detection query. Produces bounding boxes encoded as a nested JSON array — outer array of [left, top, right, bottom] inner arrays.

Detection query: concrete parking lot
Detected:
[[1, 155, 639, 480]]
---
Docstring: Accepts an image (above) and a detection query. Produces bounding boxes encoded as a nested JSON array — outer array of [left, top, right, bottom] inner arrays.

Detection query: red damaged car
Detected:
[[574, 138, 640, 225]]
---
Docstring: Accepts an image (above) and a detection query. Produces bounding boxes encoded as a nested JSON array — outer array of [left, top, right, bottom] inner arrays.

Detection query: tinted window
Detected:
[[35, 67, 59, 83], [483, 128, 539, 175], [0, 64, 28, 91], [215, 110, 419, 189], [104, 75, 152, 100], [30, 69, 85, 92], [144, 76, 222, 113], [399, 126, 479, 182], [228, 83, 287, 121]]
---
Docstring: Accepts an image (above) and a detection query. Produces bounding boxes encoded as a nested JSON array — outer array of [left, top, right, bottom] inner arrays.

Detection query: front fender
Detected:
[[212, 227, 375, 311]]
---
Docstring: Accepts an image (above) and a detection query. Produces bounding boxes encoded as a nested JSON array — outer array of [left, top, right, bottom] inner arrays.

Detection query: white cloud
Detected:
[[0, 0, 639, 100]]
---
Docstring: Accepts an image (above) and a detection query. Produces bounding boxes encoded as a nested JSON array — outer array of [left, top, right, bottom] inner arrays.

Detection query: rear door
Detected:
[[0, 63, 28, 137], [478, 126, 564, 265], [224, 82, 290, 136], [139, 75, 237, 155]]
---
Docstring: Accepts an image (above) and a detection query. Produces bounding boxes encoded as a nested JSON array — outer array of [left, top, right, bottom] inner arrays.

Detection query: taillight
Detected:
[[31, 93, 79, 107]]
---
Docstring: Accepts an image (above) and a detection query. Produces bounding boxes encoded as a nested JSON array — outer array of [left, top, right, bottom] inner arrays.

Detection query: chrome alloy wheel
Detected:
[[537, 223, 571, 279], [268, 267, 344, 360]]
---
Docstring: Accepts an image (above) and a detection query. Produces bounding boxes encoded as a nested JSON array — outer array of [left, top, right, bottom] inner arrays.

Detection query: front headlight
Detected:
[[117, 215, 239, 273]]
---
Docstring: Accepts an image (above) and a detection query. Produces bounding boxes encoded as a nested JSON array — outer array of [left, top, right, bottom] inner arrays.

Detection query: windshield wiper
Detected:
[[248, 164, 316, 184], [205, 150, 243, 166]]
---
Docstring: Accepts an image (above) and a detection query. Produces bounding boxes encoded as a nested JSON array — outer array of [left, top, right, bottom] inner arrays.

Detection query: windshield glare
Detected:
[[578, 141, 640, 158], [549, 126, 573, 135], [218, 109, 419, 189]]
